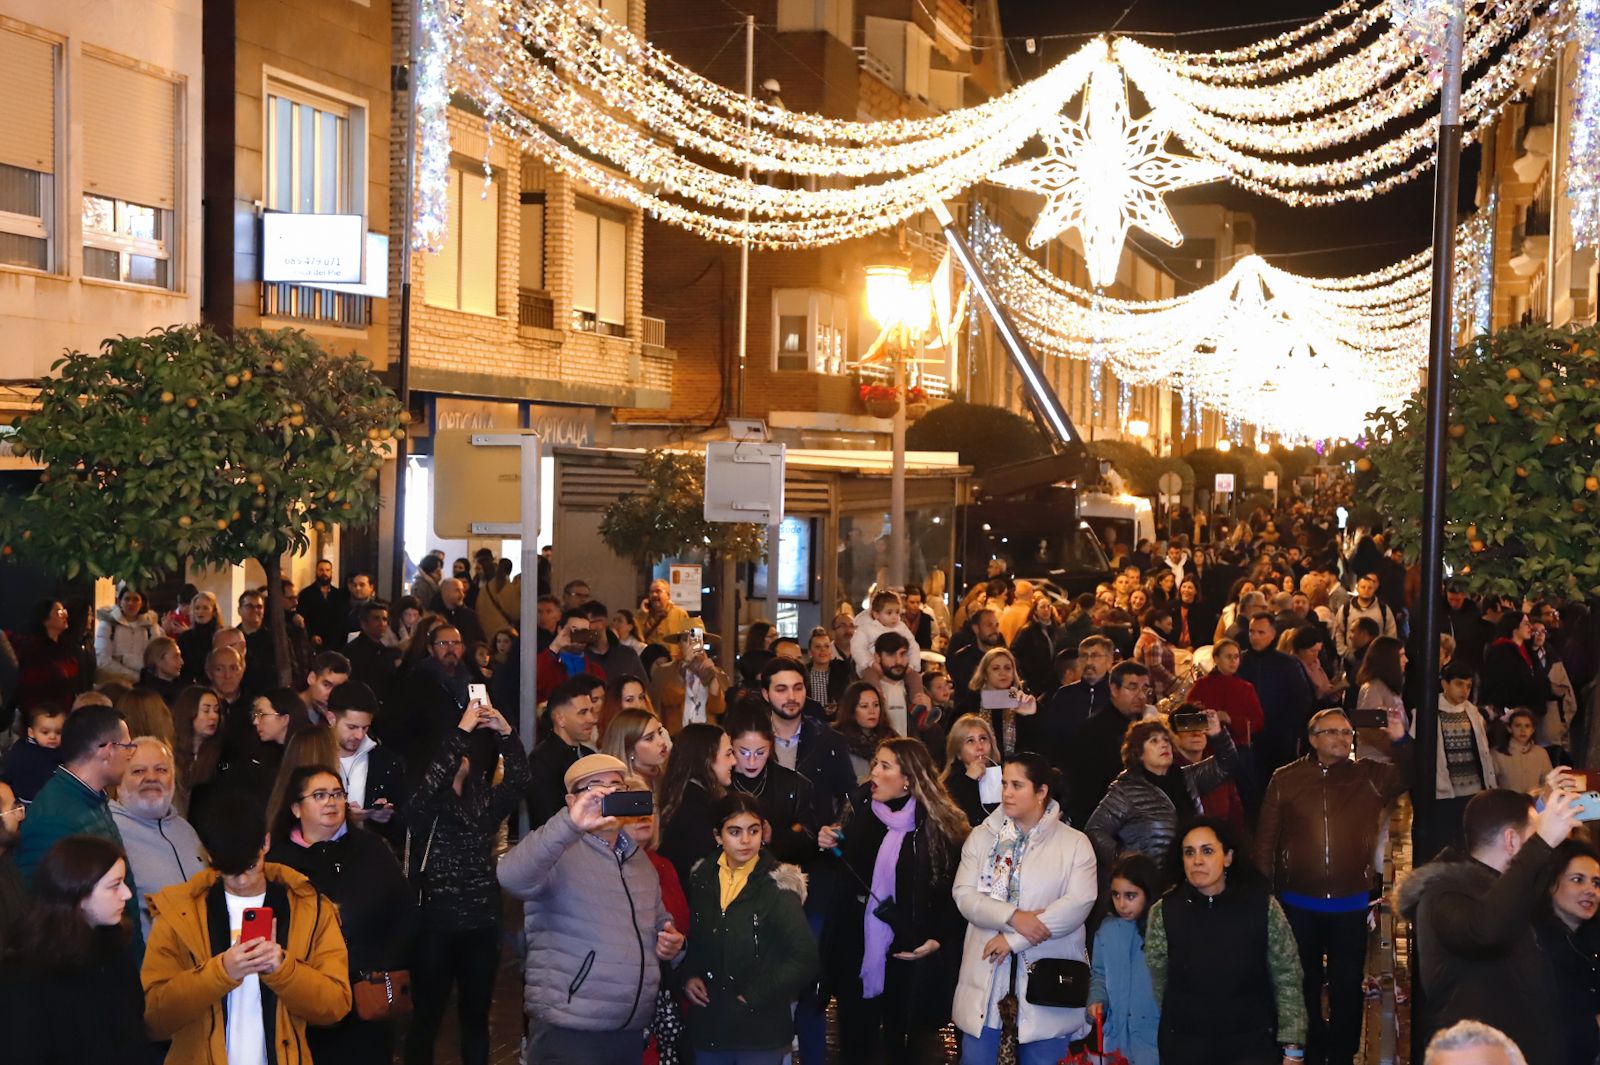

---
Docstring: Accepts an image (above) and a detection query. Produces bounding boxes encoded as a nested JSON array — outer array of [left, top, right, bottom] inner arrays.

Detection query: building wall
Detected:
[[232, 0, 393, 367], [0, 0, 202, 382]]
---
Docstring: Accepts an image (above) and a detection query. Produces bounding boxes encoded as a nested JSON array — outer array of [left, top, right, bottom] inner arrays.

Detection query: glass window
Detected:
[[266, 88, 352, 215], [572, 200, 626, 336], [423, 163, 499, 314], [82, 193, 169, 288]]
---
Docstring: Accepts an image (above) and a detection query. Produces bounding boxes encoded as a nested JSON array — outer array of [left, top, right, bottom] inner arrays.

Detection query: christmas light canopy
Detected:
[[988, 51, 1226, 288]]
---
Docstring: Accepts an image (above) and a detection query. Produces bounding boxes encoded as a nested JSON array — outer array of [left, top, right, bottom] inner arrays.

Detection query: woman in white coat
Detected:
[[953, 752, 1099, 1064]]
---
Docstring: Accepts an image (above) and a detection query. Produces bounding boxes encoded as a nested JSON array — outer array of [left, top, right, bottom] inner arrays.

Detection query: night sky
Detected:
[[992, 0, 1468, 278]]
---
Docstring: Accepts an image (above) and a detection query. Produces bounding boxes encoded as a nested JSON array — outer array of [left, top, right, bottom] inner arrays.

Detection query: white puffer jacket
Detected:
[[952, 803, 1099, 1045], [95, 605, 160, 683]]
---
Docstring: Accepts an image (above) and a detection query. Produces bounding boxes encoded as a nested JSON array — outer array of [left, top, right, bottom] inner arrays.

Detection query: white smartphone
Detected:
[[468, 683, 489, 706], [978, 764, 1004, 805]]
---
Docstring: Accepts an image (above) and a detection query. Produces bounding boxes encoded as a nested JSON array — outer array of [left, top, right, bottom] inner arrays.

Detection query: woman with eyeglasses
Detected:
[[0, 835, 146, 1064], [270, 765, 415, 1065], [404, 697, 528, 1065], [211, 688, 308, 803]]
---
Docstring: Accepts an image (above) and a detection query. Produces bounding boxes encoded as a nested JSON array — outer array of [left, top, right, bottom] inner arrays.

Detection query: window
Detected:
[[772, 289, 848, 373], [265, 82, 363, 215], [423, 163, 499, 314], [597, 0, 628, 26], [573, 200, 626, 336], [81, 54, 176, 288], [777, 0, 852, 43], [0, 28, 56, 271], [863, 18, 931, 100], [520, 191, 545, 291]]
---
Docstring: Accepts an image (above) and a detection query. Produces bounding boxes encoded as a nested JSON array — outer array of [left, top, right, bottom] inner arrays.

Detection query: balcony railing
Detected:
[[518, 288, 554, 329], [853, 47, 895, 87], [261, 283, 371, 328], [643, 315, 666, 349]]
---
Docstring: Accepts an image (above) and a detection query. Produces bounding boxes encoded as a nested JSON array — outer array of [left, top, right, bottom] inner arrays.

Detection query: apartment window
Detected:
[[424, 163, 499, 315], [597, 0, 628, 26], [520, 191, 545, 291], [863, 17, 932, 100], [81, 54, 177, 288], [772, 289, 848, 373], [777, 0, 852, 42], [0, 28, 56, 271], [573, 200, 626, 336], [266, 82, 363, 215]]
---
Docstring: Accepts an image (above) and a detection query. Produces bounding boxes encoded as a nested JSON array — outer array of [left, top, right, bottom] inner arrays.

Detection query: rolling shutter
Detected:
[[0, 29, 56, 173], [81, 54, 176, 209]]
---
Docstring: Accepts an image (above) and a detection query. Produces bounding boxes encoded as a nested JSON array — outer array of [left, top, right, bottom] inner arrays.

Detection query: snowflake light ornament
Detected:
[[988, 49, 1225, 289]]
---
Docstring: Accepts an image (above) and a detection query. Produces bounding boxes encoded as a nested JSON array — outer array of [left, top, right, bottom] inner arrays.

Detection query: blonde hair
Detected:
[[944, 713, 999, 770], [265, 727, 341, 829], [143, 636, 179, 671], [115, 687, 175, 750], [602, 708, 668, 784], [968, 646, 1020, 692]]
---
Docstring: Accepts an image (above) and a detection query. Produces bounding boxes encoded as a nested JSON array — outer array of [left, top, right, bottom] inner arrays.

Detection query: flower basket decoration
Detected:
[[859, 382, 900, 419], [905, 385, 930, 421]]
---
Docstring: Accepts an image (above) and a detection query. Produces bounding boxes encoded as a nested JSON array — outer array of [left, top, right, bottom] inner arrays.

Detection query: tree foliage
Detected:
[[1087, 440, 1195, 496], [904, 401, 1049, 475], [1185, 447, 1282, 493], [1365, 322, 1600, 599], [599, 450, 766, 567], [4, 326, 403, 582]]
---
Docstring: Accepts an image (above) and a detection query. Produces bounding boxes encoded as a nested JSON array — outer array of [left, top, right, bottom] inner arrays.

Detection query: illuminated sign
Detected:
[[261, 212, 364, 284]]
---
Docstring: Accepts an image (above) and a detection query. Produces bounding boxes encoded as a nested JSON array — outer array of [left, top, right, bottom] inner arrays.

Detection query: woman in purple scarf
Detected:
[[819, 736, 970, 1061]]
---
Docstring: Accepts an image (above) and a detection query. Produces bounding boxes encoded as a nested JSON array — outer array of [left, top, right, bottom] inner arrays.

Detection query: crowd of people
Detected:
[[0, 492, 1597, 1065]]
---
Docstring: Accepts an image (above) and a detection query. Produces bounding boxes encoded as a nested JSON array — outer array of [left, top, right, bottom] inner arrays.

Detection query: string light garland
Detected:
[[988, 48, 1226, 287], [1391, 0, 1463, 80], [1570, 0, 1600, 248]]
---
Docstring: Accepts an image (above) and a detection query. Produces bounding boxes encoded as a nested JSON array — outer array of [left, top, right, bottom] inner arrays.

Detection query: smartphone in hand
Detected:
[[240, 906, 274, 943], [468, 683, 489, 706]]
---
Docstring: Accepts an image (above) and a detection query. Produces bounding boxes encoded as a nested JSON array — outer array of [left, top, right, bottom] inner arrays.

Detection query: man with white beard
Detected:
[[110, 737, 206, 937]]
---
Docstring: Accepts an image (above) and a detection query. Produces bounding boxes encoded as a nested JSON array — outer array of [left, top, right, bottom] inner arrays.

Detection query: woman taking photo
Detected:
[[657, 722, 737, 887], [681, 792, 819, 1065], [600, 706, 673, 789], [836, 681, 898, 780], [169, 685, 223, 817], [1084, 711, 1238, 885], [943, 714, 1001, 827], [959, 647, 1039, 759], [821, 736, 970, 1061], [1145, 818, 1306, 1065], [0, 836, 146, 1064], [1535, 840, 1600, 1065], [270, 765, 415, 1065], [952, 753, 1098, 1065]]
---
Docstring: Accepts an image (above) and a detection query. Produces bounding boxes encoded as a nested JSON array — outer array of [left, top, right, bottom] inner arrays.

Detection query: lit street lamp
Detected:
[[864, 261, 929, 591], [1216, 438, 1232, 453]]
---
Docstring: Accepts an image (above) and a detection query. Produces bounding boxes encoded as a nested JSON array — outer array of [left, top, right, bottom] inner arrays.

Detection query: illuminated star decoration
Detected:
[[988, 51, 1226, 289]]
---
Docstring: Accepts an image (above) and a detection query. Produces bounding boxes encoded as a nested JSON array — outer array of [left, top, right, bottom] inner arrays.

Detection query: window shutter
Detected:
[[0, 29, 56, 174], [597, 215, 625, 326], [459, 172, 498, 314], [573, 208, 598, 314], [81, 55, 176, 209], [423, 168, 462, 308]]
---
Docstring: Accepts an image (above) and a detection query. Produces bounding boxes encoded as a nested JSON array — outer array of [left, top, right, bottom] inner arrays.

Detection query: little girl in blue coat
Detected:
[[1088, 854, 1161, 1065]]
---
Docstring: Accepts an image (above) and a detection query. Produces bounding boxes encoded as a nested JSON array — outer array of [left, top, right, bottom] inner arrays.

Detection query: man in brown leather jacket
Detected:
[[1254, 706, 1411, 1065]]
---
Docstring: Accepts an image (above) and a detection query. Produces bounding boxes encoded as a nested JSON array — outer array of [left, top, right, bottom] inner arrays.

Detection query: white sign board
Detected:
[[313, 231, 389, 298], [1157, 472, 1183, 497], [669, 563, 703, 612], [704, 442, 786, 525], [1214, 473, 1236, 495], [1263, 472, 1279, 491], [261, 212, 364, 284]]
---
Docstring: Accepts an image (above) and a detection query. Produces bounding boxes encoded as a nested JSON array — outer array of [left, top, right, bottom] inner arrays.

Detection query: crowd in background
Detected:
[[0, 479, 1597, 1065]]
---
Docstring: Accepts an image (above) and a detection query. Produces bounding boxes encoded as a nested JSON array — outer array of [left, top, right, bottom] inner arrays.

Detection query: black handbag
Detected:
[[1024, 957, 1091, 1008]]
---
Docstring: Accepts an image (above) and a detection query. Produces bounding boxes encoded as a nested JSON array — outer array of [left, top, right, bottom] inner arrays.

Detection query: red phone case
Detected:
[[240, 906, 274, 943]]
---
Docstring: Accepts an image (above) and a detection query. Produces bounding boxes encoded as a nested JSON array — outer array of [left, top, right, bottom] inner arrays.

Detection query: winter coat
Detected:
[[952, 804, 1098, 1044], [1084, 729, 1239, 881], [1146, 877, 1307, 1049], [1063, 706, 1148, 830], [1480, 639, 1549, 713], [1089, 917, 1160, 1065], [1254, 745, 1411, 899], [110, 798, 206, 939], [7, 631, 88, 712], [1133, 627, 1178, 700], [1030, 677, 1112, 772], [94, 605, 160, 684], [1187, 671, 1265, 748], [1534, 911, 1600, 1065], [142, 863, 352, 1065], [338, 736, 408, 849], [526, 734, 595, 831], [0, 930, 148, 1065], [406, 726, 529, 932], [789, 713, 859, 827], [1397, 837, 1564, 1065], [1414, 697, 1499, 799], [177, 619, 219, 684], [660, 779, 722, 889], [498, 807, 676, 1032], [3, 737, 62, 802], [682, 852, 818, 1051], [729, 763, 819, 866], [269, 824, 415, 981], [825, 786, 966, 1029], [1236, 648, 1315, 772], [1492, 742, 1553, 794]]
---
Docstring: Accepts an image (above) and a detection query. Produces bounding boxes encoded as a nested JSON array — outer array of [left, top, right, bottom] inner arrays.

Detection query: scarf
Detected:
[[861, 795, 918, 999], [980, 801, 1057, 906]]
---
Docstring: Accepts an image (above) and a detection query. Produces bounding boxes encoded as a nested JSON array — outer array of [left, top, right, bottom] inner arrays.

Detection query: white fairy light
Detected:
[[988, 49, 1225, 288], [1570, 0, 1600, 248]]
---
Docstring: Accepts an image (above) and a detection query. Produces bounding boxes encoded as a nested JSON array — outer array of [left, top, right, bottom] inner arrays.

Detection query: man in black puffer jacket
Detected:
[[1398, 787, 1580, 1065]]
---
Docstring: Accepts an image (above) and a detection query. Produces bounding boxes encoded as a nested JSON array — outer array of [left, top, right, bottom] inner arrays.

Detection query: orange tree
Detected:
[[1364, 322, 1600, 599], [1, 326, 404, 685]]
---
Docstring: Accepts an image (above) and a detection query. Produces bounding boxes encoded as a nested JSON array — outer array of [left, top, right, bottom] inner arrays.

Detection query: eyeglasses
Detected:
[[1312, 728, 1355, 738], [571, 780, 618, 795], [100, 740, 139, 752], [251, 710, 285, 721], [0, 803, 25, 818], [433, 639, 464, 647], [299, 788, 347, 804]]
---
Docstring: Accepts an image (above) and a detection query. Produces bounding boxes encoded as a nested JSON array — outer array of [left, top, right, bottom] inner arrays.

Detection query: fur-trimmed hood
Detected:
[[688, 852, 809, 905], [1395, 850, 1489, 920]]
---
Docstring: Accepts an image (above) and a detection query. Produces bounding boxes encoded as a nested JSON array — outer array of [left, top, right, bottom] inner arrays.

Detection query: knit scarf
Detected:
[[980, 801, 1057, 905], [861, 796, 918, 999]]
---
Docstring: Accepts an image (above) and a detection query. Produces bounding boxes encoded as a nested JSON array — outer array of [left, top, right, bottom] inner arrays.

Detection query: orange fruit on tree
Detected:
[[1449, 424, 1466, 438], [1505, 394, 1519, 409], [1469, 539, 1486, 553], [1516, 466, 1528, 477], [1355, 457, 1372, 472], [1506, 367, 1523, 380], [1587, 477, 1599, 492], [1539, 377, 1554, 391]]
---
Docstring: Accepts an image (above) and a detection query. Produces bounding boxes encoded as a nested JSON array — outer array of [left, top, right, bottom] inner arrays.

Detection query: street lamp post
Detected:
[[866, 263, 915, 590]]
